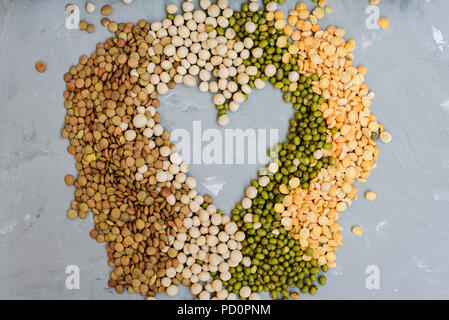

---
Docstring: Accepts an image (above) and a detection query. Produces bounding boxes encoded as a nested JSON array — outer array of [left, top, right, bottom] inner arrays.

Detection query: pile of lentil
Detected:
[[61, 0, 387, 300]]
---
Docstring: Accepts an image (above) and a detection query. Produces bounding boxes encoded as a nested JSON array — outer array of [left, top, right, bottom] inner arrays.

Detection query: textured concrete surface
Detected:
[[1, 0, 449, 300]]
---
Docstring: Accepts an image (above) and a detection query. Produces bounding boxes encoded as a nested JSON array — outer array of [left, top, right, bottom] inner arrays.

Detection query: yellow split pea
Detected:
[[365, 191, 376, 201], [312, 8, 325, 19], [380, 131, 392, 143], [378, 17, 389, 29], [351, 226, 364, 237]]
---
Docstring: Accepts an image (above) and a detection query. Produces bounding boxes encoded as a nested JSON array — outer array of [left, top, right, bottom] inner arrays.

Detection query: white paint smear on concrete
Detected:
[[432, 26, 446, 52]]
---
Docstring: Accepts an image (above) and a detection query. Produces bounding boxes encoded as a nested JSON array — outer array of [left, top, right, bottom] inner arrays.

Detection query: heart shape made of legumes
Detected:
[[61, 0, 380, 300]]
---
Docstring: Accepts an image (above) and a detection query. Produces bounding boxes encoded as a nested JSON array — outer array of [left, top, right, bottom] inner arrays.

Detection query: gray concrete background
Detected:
[[0, 0, 448, 300]]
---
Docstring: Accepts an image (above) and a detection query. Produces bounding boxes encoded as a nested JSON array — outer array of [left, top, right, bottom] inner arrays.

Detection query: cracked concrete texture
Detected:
[[1, 0, 449, 299]]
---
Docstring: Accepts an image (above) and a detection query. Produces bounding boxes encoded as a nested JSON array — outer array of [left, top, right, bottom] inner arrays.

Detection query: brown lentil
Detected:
[[86, 24, 95, 33], [35, 61, 46, 73], [101, 5, 112, 16], [64, 174, 75, 186], [79, 20, 88, 31]]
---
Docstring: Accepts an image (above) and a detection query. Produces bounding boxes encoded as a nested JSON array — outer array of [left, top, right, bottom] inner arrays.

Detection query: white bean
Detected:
[[217, 288, 228, 300], [166, 3, 178, 15], [266, 1, 277, 12], [220, 271, 231, 281], [198, 271, 210, 282], [248, 1, 259, 12], [222, 8, 233, 18], [254, 78, 266, 90], [183, 74, 196, 87], [264, 64, 276, 77], [241, 197, 252, 209], [229, 101, 239, 112], [199, 290, 210, 300], [213, 93, 226, 105], [182, 1, 194, 12], [289, 71, 300, 82], [224, 222, 237, 235], [193, 10, 206, 23], [207, 4, 220, 17], [199, 81, 209, 92], [239, 286, 251, 298], [217, 114, 230, 126], [199, 0, 211, 10], [191, 283, 202, 295], [245, 21, 256, 33]]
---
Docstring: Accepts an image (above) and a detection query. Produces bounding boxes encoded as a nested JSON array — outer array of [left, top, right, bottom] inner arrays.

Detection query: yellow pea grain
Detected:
[[285, 26, 295, 37], [380, 131, 392, 143], [335, 28, 346, 37], [274, 20, 286, 30], [288, 15, 298, 26], [358, 65, 367, 75], [336, 202, 347, 212], [289, 177, 300, 189], [312, 7, 325, 19], [365, 191, 376, 201], [274, 203, 285, 213], [351, 226, 364, 237], [277, 36, 288, 48], [298, 9, 309, 20], [378, 17, 389, 29], [318, 0, 327, 7], [274, 11, 284, 20], [296, 2, 307, 11]]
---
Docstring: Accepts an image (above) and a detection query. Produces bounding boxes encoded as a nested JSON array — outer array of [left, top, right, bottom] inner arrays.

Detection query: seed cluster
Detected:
[[62, 0, 256, 300], [265, 2, 385, 273], [63, 45, 186, 297], [61, 0, 387, 301], [222, 8, 334, 297], [222, 0, 387, 299]]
